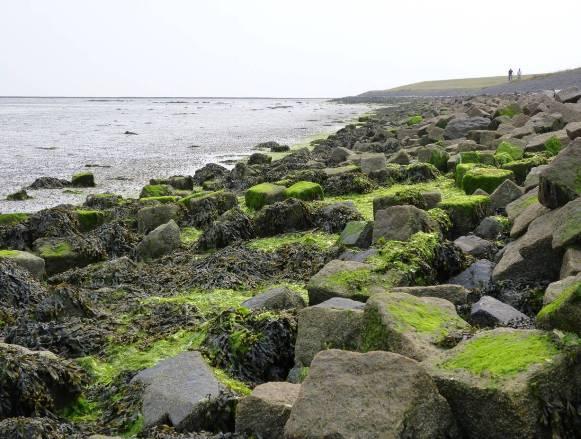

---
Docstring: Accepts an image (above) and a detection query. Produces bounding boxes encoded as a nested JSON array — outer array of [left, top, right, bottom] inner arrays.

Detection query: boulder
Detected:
[[0, 342, 84, 418], [467, 129, 497, 147], [462, 168, 514, 195], [561, 246, 581, 278], [526, 112, 565, 134], [33, 236, 105, 275], [236, 382, 300, 439], [242, 286, 305, 311], [388, 284, 469, 306], [537, 274, 581, 334], [181, 191, 238, 228], [6, 189, 31, 201], [135, 220, 181, 261], [254, 198, 313, 237], [524, 129, 569, 153], [283, 181, 324, 202], [448, 259, 494, 290], [312, 201, 363, 233], [71, 171, 95, 187], [437, 195, 490, 237], [338, 220, 373, 248], [551, 197, 581, 248], [489, 179, 524, 211], [245, 183, 286, 210], [422, 191, 442, 208], [444, 117, 490, 140], [329, 146, 353, 164], [137, 204, 179, 234], [0, 250, 45, 279], [417, 145, 449, 171], [387, 149, 410, 164], [470, 295, 530, 327], [247, 152, 272, 165], [294, 297, 364, 369], [506, 188, 540, 221], [474, 216, 507, 240], [565, 121, 581, 140], [27, 176, 71, 189], [453, 235, 495, 258], [424, 328, 581, 439], [131, 351, 227, 432], [193, 163, 229, 185], [306, 259, 377, 305], [197, 207, 255, 250], [359, 152, 386, 174], [372, 205, 436, 243], [361, 292, 470, 361], [538, 140, 581, 208], [510, 202, 550, 238], [556, 86, 581, 103], [523, 164, 549, 189], [285, 349, 458, 439]]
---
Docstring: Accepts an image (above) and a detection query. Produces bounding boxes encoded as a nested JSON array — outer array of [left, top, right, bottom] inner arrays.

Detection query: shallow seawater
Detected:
[[0, 97, 371, 213]]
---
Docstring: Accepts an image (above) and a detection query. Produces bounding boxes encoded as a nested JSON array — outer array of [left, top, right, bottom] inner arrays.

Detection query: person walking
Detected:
[[517, 68, 522, 80], [508, 68, 513, 81]]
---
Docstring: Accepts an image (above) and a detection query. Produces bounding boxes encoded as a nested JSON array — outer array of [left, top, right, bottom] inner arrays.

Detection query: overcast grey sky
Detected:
[[1, 0, 580, 97]]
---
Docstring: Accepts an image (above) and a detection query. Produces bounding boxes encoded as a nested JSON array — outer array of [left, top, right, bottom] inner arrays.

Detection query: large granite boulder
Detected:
[[137, 204, 179, 234], [444, 117, 491, 140], [453, 235, 495, 259], [361, 292, 470, 361], [449, 259, 494, 290], [424, 328, 581, 439], [254, 198, 313, 237], [0, 249, 45, 279], [285, 349, 458, 438], [470, 295, 530, 327], [135, 220, 181, 261], [538, 140, 581, 208], [536, 274, 581, 334], [197, 207, 255, 250], [236, 382, 300, 439], [294, 297, 365, 367], [372, 205, 436, 243], [181, 191, 238, 229], [131, 351, 227, 432], [489, 179, 525, 212]]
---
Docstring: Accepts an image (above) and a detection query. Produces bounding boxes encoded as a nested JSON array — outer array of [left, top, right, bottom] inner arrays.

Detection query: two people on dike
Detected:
[[508, 68, 522, 81]]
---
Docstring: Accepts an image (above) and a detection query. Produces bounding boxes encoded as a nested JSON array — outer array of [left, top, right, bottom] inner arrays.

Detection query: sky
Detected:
[[1, 0, 580, 98]]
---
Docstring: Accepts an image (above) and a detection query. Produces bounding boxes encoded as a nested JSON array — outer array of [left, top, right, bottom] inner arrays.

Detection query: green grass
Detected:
[[442, 332, 560, 377], [384, 74, 539, 92], [0, 212, 29, 226], [247, 231, 338, 252], [326, 176, 467, 220]]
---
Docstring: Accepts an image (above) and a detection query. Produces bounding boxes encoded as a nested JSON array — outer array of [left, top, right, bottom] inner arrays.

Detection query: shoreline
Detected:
[[0, 89, 580, 437]]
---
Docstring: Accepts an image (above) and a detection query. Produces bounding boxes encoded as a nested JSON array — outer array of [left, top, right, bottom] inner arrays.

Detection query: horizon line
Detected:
[[0, 95, 336, 100]]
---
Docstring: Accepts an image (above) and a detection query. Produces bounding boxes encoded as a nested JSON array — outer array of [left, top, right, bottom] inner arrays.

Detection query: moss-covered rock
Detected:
[[139, 184, 174, 198], [0, 250, 45, 279], [245, 183, 286, 210], [33, 237, 104, 275], [454, 162, 480, 186], [361, 292, 470, 361], [71, 171, 95, 187], [496, 140, 524, 161], [424, 328, 580, 439], [75, 209, 106, 232], [501, 154, 548, 185], [538, 140, 581, 208], [537, 277, 581, 334], [283, 181, 324, 202], [180, 191, 238, 229], [437, 195, 490, 237], [417, 146, 449, 172], [0, 212, 29, 226], [138, 195, 181, 204], [338, 220, 373, 248], [461, 168, 514, 195]]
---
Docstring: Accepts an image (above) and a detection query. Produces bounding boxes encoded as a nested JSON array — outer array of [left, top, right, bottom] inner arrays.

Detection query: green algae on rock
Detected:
[[75, 209, 106, 232], [245, 182, 286, 210], [537, 280, 581, 334], [437, 195, 490, 236], [462, 168, 514, 195], [283, 181, 324, 202], [0, 212, 29, 226], [496, 140, 524, 161], [71, 171, 95, 187], [139, 184, 174, 198]]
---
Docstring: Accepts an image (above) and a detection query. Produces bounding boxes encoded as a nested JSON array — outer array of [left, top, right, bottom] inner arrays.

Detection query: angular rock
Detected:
[[565, 121, 581, 140], [181, 191, 238, 228], [506, 188, 540, 221], [33, 236, 105, 275], [475, 216, 506, 240], [242, 286, 306, 311], [551, 197, 581, 249], [538, 140, 581, 208], [247, 152, 272, 165], [359, 152, 386, 174], [197, 207, 255, 250], [448, 259, 494, 290], [0, 249, 45, 279], [444, 117, 491, 140], [372, 205, 435, 243], [285, 349, 458, 439], [489, 179, 524, 211], [454, 235, 495, 258], [254, 198, 313, 237], [524, 129, 569, 153], [510, 202, 550, 238], [131, 351, 224, 432], [470, 295, 530, 327], [236, 382, 300, 439], [556, 86, 581, 103], [294, 297, 365, 368], [137, 203, 179, 234], [388, 284, 469, 306], [338, 220, 373, 248], [135, 220, 180, 261], [361, 292, 470, 361], [71, 171, 95, 187], [561, 246, 581, 278], [424, 328, 581, 439], [387, 149, 410, 164], [27, 176, 71, 189], [312, 201, 363, 233], [537, 274, 580, 334]]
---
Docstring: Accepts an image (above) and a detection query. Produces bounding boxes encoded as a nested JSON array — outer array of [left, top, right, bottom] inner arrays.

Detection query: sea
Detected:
[[0, 97, 371, 213]]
